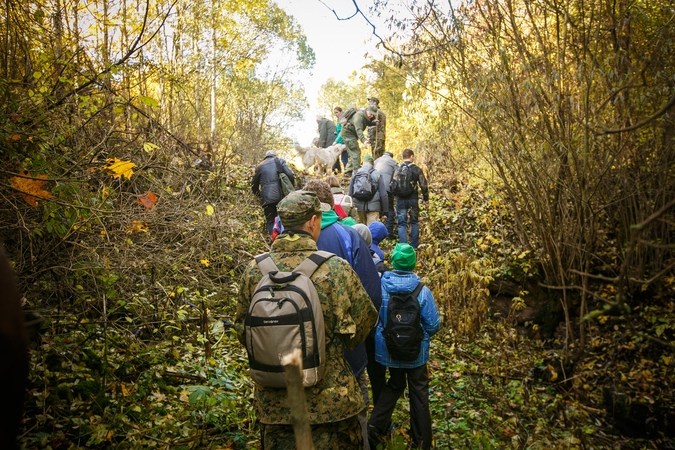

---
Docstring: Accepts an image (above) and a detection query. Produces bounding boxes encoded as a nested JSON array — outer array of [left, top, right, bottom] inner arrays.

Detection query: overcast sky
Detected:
[[277, 0, 381, 145]]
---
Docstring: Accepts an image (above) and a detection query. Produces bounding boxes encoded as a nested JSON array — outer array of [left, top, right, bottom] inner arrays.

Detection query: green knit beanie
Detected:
[[391, 243, 416, 271]]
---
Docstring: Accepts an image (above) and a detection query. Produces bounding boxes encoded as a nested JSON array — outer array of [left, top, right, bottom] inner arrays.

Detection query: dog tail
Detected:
[[293, 141, 309, 154]]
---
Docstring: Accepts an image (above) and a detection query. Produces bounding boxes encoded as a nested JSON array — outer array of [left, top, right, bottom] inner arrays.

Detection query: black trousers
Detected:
[[368, 364, 432, 450], [263, 203, 277, 237], [332, 150, 349, 173], [365, 335, 387, 405]]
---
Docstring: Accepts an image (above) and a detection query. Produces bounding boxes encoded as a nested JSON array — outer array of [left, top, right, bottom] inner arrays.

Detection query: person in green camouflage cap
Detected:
[[235, 190, 378, 449]]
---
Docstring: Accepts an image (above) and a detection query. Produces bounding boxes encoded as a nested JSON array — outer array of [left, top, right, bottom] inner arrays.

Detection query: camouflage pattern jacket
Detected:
[[235, 232, 378, 425], [341, 109, 372, 144], [367, 108, 386, 150]]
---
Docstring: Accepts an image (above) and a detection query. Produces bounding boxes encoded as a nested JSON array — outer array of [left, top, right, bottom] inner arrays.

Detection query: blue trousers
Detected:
[[396, 198, 419, 248]]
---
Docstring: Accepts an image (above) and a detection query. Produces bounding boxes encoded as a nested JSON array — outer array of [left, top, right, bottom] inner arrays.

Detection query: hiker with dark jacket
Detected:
[[303, 180, 384, 448], [393, 149, 429, 249], [348, 155, 389, 225], [340, 106, 378, 177], [251, 150, 295, 236], [317, 115, 336, 148], [235, 191, 377, 449], [368, 244, 441, 450]]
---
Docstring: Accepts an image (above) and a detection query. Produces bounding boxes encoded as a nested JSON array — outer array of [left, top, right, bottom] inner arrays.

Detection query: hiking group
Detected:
[[254, 97, 429, 249], [244, 98, 439, 449]]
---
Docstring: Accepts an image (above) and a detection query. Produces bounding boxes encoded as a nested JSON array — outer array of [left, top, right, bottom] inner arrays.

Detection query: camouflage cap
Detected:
[[366, 105, 379, 115], [278, 190, 323, 228]]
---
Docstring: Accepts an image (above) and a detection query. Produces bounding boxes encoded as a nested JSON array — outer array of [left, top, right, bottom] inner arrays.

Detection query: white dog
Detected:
[[293, 141, 346, 175], [293, 140, 319, 170]]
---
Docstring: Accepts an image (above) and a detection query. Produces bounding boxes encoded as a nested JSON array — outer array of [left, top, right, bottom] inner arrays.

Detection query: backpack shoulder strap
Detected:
[[273, 157, 285, 174], [294, 251, 335, 278], [411, 282, 424, 298], [255, 253, 279, 276]]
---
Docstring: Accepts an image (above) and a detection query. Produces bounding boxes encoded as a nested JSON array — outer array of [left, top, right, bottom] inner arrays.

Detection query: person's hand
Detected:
[[381, 215, 387, 220], [364, 139, 370, 145]]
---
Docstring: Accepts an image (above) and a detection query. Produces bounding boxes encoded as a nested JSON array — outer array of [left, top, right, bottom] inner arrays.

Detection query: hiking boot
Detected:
[[367, 424, 384, 449]]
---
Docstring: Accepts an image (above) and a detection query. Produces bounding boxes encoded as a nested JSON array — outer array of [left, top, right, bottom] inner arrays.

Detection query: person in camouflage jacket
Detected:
[[340, 106, 378, 176], [367, 97, 386, 159], [235, 190, 378, 449]]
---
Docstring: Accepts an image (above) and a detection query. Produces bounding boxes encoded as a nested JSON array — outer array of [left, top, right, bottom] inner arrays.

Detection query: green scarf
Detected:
[[321, 209, 339, 229]]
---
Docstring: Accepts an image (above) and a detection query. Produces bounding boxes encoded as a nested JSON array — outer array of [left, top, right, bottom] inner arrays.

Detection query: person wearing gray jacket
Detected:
[[349, 155, 389, 225], [316, 115, 336, 148], [374, 151, 397, 238]]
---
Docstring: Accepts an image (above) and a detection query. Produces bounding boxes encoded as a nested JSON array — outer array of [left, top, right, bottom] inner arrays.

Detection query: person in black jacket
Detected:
[[395, 149, 429, 249], [251, 150, 295, 236]]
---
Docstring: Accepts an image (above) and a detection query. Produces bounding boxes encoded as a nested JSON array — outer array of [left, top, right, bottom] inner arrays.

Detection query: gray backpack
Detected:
[[244, 251, 333, 388]]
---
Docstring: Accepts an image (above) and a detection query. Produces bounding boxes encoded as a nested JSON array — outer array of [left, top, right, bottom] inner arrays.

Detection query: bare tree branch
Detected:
[[317, 0, 442, 62], [48, 0, 177, 110], [539, 282, 614, 304], [596, 93, 675, 135]]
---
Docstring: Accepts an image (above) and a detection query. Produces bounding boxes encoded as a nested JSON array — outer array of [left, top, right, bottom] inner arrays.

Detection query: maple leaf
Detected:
[[126, 220, 148, 233], [101, 158, 136, 179], [136, 191, 158, 210], [10, 171, 53, 207]]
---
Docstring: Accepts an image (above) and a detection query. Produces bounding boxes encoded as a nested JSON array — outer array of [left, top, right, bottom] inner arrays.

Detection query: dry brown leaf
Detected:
[[126, 220, 149, 233], [136, 191, 158, 210], [10, 171, 53, 207]]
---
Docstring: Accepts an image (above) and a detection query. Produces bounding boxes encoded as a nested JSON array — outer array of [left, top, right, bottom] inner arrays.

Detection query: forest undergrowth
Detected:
[[11, 163, 675, 449]]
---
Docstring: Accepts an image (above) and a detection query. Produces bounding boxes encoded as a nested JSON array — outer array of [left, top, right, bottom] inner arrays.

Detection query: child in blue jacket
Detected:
[[367, 243, 441, 450]]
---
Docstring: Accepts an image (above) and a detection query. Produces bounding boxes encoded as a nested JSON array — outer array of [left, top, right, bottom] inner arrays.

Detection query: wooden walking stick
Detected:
[[282, 348, 315, 449]]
